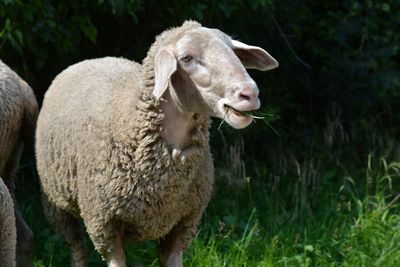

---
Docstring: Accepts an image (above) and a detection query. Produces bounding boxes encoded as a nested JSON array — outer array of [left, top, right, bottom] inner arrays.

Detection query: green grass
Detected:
[[18, 157, 400, 267], [185, 158, 400, 267]]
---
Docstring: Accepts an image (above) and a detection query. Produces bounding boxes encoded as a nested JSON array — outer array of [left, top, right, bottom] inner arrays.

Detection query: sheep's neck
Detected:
[[160, 90, 195, 151]]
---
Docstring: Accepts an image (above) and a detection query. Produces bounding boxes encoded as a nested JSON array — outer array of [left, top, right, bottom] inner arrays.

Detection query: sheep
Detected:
[[35, 20, 278, 267], [0, 177, 16, 267], [0, 60, 37, 267]]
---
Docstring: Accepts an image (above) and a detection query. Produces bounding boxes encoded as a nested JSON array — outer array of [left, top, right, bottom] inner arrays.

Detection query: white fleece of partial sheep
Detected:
[[0, 178, 16, 267]]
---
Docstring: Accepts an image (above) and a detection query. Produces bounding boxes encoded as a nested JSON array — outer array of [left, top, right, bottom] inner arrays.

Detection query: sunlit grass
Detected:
[[28, 157, 400, 266]]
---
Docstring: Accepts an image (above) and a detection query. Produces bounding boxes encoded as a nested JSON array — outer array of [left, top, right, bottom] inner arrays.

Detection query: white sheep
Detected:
[[35, 20, 278, 267], [0, 178, 16, 267], [0, 59, 37, 267]]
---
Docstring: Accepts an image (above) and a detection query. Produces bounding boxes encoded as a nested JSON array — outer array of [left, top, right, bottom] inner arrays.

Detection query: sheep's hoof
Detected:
[[172, 148, 181, 160]]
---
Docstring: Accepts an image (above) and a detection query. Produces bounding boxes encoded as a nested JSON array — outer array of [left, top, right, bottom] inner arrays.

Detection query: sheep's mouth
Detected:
[[218, 104, 267, 130], [223, 104, 252, 118]]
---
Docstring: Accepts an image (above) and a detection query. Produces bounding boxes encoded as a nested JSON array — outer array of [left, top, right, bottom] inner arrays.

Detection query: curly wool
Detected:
[[0, 178, 16, 267], [0, 60, 38, 193], [36, 20, 214, 257], [0, 60, 36, 267]]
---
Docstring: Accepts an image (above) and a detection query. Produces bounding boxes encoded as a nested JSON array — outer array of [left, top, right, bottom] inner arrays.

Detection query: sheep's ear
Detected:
[[231, 40, 279, 71], [153, 46, 177, 99]]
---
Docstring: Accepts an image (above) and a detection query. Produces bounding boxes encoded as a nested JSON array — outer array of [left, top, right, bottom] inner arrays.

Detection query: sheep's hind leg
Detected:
[[42, 196, 87, 267], [3, 150, 33, 267], [15, 209, 33, 267]]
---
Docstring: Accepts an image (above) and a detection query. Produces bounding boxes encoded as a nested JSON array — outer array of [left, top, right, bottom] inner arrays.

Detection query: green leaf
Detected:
[[46, 19, 56, 28], [382, 3, 390, 12], [5, 18, 11, 30], [15, 29, 23, 44], [0, 27, 5, 38], [79, 17, 97, 44], [7, 33, 22, 53], [304, 245, 314, 252]]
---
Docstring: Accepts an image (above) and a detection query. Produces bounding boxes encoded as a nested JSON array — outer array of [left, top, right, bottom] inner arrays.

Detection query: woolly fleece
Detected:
[[36, 21, 214, 260], [0, 60, 37, 267], [0, 178, 16, 267]]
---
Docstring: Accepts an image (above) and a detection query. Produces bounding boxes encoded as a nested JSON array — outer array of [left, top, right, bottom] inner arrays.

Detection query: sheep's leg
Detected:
[[42, 196, 87, 267], [105, 234, 126, 267], [157, 223, 197, 267], [15, 210, 33, 267], [3, 147, 33, 267], [0, 179, 16, 267], [157, 229, 183, 267], [82, 214, 126, 267], [52, 212, 87, 267]]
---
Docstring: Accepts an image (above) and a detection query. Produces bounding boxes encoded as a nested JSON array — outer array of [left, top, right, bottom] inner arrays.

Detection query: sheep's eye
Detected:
[[180, 55, 193, 62]]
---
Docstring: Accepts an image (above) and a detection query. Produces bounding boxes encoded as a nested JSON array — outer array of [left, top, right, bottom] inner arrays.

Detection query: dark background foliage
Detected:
[[1, 0, 400, 264], [2, 0, 398, 145]]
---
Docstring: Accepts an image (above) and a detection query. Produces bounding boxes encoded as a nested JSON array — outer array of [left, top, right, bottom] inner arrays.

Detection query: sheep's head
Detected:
[[153, 21, 278, 129]]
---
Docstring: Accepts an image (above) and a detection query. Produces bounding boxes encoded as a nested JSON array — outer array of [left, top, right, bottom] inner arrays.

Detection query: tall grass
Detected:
[[184, 157, 400, 267], [22, 155, 400, 266]]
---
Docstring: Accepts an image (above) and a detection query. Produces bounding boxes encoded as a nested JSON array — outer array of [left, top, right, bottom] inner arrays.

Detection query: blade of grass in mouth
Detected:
[[218, 105, 252, 130], [218, 105, 230, 130], [218, 106, 280, 136]]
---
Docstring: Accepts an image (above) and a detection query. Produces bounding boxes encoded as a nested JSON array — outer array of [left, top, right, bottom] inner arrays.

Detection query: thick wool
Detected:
[[0, 60, 37, 267], [0, 60, 38, 192], [36, 21, 214, 259], [0, 178, 16, 267]]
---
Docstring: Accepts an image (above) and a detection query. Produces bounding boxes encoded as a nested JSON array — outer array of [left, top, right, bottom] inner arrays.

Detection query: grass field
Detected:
[[17, 154, 400, 267]]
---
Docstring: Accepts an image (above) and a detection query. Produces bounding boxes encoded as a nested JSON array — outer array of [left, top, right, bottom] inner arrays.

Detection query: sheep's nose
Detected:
[[236, 83, 260, 105]]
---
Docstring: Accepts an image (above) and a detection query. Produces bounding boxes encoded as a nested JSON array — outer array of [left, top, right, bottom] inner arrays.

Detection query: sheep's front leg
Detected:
[[83, 215, 126, 267], [157, 223, 197, 267], [105, 234, 126, 267], [157, 231, 183, 267]]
